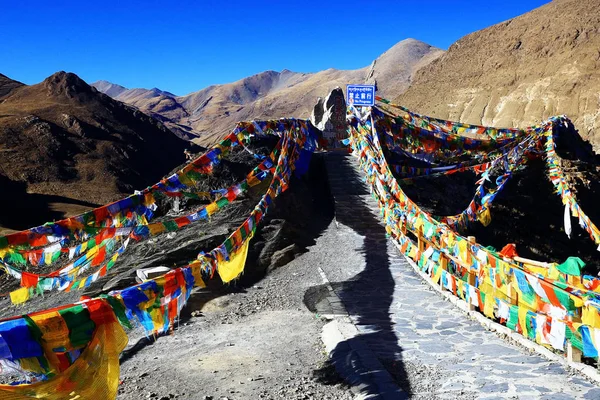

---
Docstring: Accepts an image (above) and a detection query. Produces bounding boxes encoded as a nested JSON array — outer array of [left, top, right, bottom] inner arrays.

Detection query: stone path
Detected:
[[319, 152, 600, 399]]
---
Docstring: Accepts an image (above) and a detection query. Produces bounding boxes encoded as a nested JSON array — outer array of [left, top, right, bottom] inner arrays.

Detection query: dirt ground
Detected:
[[116, 252, 353, 400]]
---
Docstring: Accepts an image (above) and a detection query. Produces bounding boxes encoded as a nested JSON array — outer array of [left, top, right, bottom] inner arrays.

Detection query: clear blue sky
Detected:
[[0, 0, 549, 96]]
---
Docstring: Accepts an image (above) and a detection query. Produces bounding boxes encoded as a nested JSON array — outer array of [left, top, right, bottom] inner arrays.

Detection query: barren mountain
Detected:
[[396, 0, 600, 150], [0, 73, 24, 99], [0, 71, 188, 231], [90, 83, 195, 140], [95, 39, 443, 145], [91, 80, 128, 98]]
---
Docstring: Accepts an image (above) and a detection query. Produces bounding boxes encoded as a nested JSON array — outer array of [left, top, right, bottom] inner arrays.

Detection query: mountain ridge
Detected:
[[0, 73, 25, 99], [93, 38, 444, 145]]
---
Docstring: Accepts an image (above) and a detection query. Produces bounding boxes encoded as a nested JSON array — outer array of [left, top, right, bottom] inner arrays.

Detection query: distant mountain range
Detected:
[[396, 0, 600, 150], [92, 39, 444, 145]]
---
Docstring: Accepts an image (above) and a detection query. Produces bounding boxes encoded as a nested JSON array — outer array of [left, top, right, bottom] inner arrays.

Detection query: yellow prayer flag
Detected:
[[178, 173, 194, 187], [148, 223, 166, 236], [10, 287, 30, 305], [446, 233, 455, 248], [571, 295, 584, 308], [190, 262, 206, 288], [525, 264, 549, 278], [246, 175, 260, 187], [458, 240, 468, 264], [433, 266, 443, 284], [583, 305, 600, 328], [218, 239, 251, 283], [408, 246, 417, 259], [457, 280, 465, 300], [477, 208, 492, 227], [30, 311, 71, 372], [151, 309, 165, 332], [483, 293, 495, 319], [206, 202, 219, 216], [518, 307, 529, 336], [548, 263, 561, 280]]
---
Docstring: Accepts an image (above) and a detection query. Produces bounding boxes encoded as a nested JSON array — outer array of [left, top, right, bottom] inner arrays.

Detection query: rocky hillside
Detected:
[[94, 39, 443, 145], [396, 0, 600, 150], [0, 71, 188, 231], [0, 74, 24, 99]]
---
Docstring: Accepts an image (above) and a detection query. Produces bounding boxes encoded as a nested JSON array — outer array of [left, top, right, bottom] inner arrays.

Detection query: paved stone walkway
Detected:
[[319, 152, 600, 399]]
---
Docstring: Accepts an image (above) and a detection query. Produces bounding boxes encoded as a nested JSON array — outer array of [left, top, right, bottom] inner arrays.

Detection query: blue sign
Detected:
[[347, 84, 375, 107]]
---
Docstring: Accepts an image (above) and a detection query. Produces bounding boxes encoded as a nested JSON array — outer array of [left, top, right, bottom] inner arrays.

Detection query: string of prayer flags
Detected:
[[3, 149, 279, 302], [544, 124, 600, 246], [375, 95, 541, 140], [347, 103, 600, 360]]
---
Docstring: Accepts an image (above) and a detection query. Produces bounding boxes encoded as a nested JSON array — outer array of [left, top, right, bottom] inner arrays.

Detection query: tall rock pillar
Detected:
[[310, 87, 347, 149]]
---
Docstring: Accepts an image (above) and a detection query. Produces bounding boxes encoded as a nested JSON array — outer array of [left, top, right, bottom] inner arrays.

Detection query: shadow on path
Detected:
[[309, 152, 411, 397]]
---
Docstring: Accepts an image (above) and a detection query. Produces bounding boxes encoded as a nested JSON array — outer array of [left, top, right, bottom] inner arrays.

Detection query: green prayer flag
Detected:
[[216, 197, 229, 208], [565, 326, 584, 351], [186, 171, 203, 181], [557, 256, 585, 276], [51, 251, 61, 263], [182, 192, 200, 199], [101, 295, 132, 329], [525, 312, 536, 341], [224, 238, 234, 254], [553, 286, 577, 311], [507, 305, 519, 331], [8, 252, 26, 265], [163, 220, 179, 232], [59, 305, 95, 347]]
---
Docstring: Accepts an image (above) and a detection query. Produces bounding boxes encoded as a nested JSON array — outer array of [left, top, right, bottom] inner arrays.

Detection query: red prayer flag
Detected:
[[175, 216, 191, 228], [92, 247, 107, 267], [21, 271, 39, 288], [86, 298, 117, 325], [30, 235, 49, 247], [7, 232, 29, 246]]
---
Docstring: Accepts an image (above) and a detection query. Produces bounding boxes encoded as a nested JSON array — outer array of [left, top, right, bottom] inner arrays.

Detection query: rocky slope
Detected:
[[94, 39, 443, 145], [0, 73, 24, 99], [0, 71, 188, 231], [396, 0, 600, 151]]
